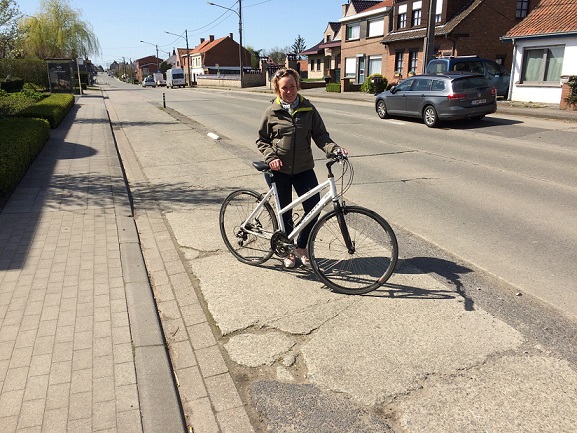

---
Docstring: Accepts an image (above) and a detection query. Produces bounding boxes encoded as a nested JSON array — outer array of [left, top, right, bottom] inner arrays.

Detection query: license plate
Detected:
[[471, 98, 486, 105]]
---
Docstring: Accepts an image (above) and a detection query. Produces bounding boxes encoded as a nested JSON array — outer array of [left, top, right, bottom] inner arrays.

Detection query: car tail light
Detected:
[[447, 93, 467, 100], [490, 85, 497, 95]]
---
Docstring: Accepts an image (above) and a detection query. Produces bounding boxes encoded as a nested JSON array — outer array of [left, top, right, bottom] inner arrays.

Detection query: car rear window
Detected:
[[426, 60, 447, 74], [432, 80, 445, 91], [452, 77, 490, 91]]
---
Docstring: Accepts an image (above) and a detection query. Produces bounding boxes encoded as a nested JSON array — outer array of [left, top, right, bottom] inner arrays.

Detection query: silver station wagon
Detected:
[[375, 73, 497, 127]]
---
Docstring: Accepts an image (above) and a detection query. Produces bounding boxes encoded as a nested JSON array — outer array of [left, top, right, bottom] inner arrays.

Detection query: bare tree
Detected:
[[19, 0, 100, 59], [263, 46, 290, 66]]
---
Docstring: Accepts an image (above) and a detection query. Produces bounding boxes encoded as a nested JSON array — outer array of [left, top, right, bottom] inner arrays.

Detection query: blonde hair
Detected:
[[272, 68, 301, 95]]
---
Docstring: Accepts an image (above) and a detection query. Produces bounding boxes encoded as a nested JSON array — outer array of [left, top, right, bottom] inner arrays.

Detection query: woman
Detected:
[[256, 68, 346, 268]]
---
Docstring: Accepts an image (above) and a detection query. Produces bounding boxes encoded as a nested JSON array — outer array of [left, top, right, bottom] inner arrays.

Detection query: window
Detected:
[[413, 79, 432, 91], [412, 9, 421, 26], [346, 23, 360, 40], [409, 50, 419, 73], [395, 51, 404, 75], [326, 35, 331, 43], [432, 80, 445, 91], [398, 4, 407, 29], [516, 0, 529, 18], [368, 19, 384, 37], [345, 57, 356, 77], [316, 59, 322, 73], [435, 0, 443, 22], [398, 13, 407, 28], [521, 46, 564, 82], [368, 56, 382, 76], [412, 1, 422, 26], [309, 59, 314, 71]]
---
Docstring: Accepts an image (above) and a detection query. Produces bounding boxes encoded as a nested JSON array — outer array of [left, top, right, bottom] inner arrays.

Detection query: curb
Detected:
[[102, 93, 188, 432]]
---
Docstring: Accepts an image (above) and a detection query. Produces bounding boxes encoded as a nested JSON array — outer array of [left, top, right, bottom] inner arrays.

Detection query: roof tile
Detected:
[[505, 0, 577, 38]]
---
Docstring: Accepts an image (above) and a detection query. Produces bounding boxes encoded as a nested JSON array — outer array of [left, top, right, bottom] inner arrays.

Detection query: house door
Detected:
[[357, 57, 365, 84]]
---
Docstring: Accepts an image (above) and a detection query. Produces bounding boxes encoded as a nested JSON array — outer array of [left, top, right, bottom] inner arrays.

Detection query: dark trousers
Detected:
[[267, 169, 320, 249]]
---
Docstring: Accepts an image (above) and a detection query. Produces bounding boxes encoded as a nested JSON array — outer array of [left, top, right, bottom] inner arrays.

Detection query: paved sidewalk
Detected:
[[0, 94, 184, 432]]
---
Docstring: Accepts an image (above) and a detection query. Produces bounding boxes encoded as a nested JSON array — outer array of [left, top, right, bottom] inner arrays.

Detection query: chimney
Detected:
[[209, 35, 215, 42], [229, 33, 234, 39], [200, 38, 205, 43]]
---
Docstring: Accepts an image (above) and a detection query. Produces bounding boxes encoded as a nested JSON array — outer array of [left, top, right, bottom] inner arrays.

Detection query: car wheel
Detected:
[[423, 105, 439, 128], [376, 99, 389, 119]]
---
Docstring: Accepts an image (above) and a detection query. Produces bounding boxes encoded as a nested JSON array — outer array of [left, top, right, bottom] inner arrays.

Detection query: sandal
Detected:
[[284, 254, 296, 269]]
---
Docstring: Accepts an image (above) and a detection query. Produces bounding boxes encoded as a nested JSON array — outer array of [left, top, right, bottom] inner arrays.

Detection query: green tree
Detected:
[[19, 0, 100, 59], [245, 45, 262, 69], [291, 34, 306, 59], [0, 0, 22, 58]]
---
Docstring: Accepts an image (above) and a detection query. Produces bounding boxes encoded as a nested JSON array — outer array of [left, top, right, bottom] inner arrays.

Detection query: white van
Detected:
[[166, 68, 186, 88]]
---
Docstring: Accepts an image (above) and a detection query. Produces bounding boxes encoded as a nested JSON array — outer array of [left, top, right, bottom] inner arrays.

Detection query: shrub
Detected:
[[564, 76, 577, 106], [18, 93, 75, 128], [0, 117, 50, 199], [361, 74, 388, 94], [326, 83, 341, 93], [0, 87, 48, 118]]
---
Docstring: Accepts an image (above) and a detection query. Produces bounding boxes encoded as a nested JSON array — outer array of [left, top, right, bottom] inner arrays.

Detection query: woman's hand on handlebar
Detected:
[[334, 147, 348, 158]]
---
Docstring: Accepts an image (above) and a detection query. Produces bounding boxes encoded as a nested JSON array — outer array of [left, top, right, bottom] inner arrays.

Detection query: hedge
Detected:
[[0, 117, 50, 199], [18, 93, 75, 128]]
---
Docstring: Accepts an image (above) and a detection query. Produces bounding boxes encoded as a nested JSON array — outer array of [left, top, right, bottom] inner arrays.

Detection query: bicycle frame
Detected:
[[241, 173, 339, 244]]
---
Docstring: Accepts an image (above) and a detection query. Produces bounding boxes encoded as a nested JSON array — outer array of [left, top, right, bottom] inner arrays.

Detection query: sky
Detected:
[[15, 0, 347, 67]]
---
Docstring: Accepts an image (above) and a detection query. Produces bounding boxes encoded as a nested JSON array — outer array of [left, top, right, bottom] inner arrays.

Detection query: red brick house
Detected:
[[180, 34, 251, 83], [381, 0, 537, 81], [135, 56, 163, 82], [341, 0, 393, 84]]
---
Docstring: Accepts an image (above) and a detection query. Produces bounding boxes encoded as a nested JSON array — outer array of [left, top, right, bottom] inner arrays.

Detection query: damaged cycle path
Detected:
[[99, 78, 577, 432]]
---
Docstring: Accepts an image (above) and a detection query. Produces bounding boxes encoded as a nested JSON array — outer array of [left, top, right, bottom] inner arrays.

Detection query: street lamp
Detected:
[[207, 0, 244, 88], [165, 30, 192, 86], [140, 40, 160, 72]]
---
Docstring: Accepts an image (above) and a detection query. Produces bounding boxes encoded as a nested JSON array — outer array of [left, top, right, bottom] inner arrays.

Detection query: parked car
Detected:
[[426, 56, 510, 97], [375, 73, 497, 127], [142, 75, 156, 87]]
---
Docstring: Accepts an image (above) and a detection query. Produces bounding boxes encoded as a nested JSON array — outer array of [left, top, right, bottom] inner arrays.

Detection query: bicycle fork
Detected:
[[334, 201, 355, 254]]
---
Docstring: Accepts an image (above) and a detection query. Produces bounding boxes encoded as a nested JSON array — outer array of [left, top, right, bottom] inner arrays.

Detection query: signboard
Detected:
[[47, 59, 74, 94]]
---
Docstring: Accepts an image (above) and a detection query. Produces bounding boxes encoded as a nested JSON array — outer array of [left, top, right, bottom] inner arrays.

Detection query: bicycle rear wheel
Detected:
[[308, 206, 398, 294], [219, 189, 278, 265]]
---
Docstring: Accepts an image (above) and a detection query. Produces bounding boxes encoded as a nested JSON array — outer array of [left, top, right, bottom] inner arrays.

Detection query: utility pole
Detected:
[[185, 30, 191, 86], [422, 0, 437, 73], [238, 0, 243, 87], [165, 30, 192, 86], [140, 40, 160, 72], [207, 0, 244, 88]]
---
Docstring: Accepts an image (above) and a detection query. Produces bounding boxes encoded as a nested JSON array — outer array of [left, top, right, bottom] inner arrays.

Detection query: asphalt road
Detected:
[[146, 85, 577, 321]]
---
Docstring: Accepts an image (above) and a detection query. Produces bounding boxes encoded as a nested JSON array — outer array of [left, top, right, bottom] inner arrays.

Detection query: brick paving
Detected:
[[0, 94, 182, 433]]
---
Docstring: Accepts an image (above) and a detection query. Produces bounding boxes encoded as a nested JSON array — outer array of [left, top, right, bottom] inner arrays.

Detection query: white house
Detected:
[[502, 0, 577, 104]]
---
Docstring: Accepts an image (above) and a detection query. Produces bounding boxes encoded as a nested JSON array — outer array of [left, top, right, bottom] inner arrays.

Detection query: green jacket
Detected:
[[256, 95, 338, 175]]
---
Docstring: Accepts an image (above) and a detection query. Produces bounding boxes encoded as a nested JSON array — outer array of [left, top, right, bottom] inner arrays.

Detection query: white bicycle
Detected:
[[219, 152, 398, 295]]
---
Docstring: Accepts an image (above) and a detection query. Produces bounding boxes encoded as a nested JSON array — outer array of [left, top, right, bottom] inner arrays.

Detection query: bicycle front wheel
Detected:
[[219, 189, 278, 265], [309, 206, 398, 295]]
